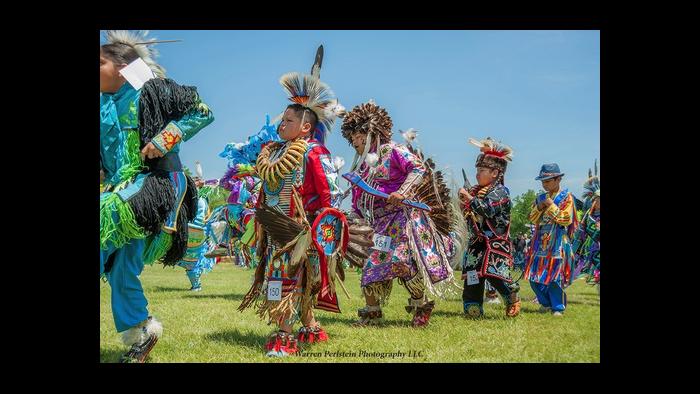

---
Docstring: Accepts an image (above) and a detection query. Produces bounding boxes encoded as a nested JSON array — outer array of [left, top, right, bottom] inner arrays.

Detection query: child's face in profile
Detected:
[[278, 108, 312, 141], [350, 131, 367, 154], [475, 166, 498, 186], [100, 51, 126, 93]]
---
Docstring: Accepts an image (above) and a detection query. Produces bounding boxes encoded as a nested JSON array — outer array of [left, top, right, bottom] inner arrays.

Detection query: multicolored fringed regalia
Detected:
[[524, 163, 578, 314], [176, 171, 231, 290], [99, 30, 214, 362], [572, 160, 600, 293], [341, 101, 460, 327], [461, 138, 521, 318], [524, 191, 578, 286], [215, 115, 281, 267], [237, 62, 348, 356], [224, 176, 259, 267]]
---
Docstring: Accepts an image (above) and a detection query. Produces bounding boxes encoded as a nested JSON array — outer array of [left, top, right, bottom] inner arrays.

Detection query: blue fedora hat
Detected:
[[535, 163, 565, 180]]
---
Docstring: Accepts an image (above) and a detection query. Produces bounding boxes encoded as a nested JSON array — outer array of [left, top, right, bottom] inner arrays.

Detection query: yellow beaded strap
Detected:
[[256, 138, 308, 189]]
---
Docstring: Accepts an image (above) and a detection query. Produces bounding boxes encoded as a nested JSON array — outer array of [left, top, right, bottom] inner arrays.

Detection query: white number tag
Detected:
[[466, 270, 479, 286], [267, 280, 282, 301], [372, 234, 392, 252]]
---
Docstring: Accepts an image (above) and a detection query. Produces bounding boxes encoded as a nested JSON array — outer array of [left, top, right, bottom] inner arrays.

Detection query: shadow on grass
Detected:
[[318, 313, 412, 328], [99, 348, 124, 363], [182, 293, 245, 301], [205, 328, 267, 350], [519, 307, 553, 315], [152, 286, 189, 293], [431, 309, 507, 320], [566, 299, 600, 307]]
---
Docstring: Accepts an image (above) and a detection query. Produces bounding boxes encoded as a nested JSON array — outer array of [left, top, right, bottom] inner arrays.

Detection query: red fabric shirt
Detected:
[[299, 140, 334, 214]]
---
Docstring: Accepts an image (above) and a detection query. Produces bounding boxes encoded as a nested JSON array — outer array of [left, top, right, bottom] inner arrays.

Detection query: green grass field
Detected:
[[100, 262, 600, 363]]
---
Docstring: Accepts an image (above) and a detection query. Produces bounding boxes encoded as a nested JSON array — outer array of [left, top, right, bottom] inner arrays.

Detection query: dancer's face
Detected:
[[350, 131, 367, 155], [541, 176, 562, 193], [476, 166, 498, 186], [100, 51, 127, 93], [278, 108, 312, 141]]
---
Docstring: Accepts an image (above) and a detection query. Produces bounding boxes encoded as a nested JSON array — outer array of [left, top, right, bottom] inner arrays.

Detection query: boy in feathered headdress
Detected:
[[100, 30, 214, 362], [459, 137, 521, 318], [341, 101, 461, 328], [523, 163, 579, 316], [237, 47, 349, 357]]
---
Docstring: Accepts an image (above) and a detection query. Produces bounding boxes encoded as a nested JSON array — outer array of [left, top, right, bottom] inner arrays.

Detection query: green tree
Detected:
[[510, 189, 538, 237]]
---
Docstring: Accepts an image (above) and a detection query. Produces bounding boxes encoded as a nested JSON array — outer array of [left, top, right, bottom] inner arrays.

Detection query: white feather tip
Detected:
[[365, 153, 379, 167], [333, 156, 345, 172], [468, 138, 484, 148], [400, 128, 418, 143]]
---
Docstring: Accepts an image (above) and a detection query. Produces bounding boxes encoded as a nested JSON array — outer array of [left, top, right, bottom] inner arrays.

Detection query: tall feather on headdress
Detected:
[[310, 45, 323, 79], [582, 159, 600, 202], [594, 158, 598, 177], [468, 137, 514, 161], [103, 30, 167, 78]]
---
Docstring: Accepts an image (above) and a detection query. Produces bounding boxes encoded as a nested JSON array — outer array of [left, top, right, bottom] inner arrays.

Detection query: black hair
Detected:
[[101, 43, 140, 65], [286, 103, 318, 132]]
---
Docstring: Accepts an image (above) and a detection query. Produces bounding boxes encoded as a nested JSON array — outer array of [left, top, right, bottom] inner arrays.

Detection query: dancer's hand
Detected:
[[459, 188, 473, 202], [387, 192, 405, 206], [141, 142, 165, 160], [100, 169, 105, 183], [543, 198, 554, 208]]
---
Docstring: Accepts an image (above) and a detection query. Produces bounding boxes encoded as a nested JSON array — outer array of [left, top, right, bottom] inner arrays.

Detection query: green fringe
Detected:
[[114, 129, 144, 185], [198, 185, 230, 210], [143, 231, 173, 266], [100, 193, 147, 250]]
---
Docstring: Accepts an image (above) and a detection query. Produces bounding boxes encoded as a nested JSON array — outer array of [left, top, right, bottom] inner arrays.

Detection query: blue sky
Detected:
[[102, 30, 599, 205]]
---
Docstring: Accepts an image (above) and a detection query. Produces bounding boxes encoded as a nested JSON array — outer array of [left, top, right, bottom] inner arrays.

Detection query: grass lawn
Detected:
[[100, 262, 600, 363]]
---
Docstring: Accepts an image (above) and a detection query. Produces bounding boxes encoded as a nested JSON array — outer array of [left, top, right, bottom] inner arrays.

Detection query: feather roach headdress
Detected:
[[102, 30, 173, 78], [276, 46, 345, 144], [468, 137, 514, 173], [342, 100, 395, 172], [341, 99, 393, 145]]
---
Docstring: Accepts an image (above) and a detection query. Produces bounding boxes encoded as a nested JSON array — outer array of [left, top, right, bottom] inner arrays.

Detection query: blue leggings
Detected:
[[530, 280, 566, 312], [101, 238, 149, 333]]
